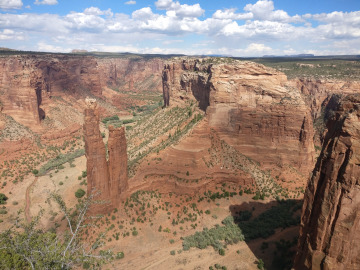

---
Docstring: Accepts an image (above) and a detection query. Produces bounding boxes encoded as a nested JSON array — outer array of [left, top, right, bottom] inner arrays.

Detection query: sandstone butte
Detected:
[[294, 94, 360, 270], [83, 98, 128, 212], [0, 54, 163, 131], [162, 58, 316, 174]]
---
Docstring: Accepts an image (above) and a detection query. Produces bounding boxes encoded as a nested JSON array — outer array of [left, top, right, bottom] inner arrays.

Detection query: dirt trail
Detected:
[[25, 176, 38, 223]]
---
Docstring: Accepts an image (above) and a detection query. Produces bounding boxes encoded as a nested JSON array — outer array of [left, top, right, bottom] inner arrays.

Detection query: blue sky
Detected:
[[0, 0, 359, 56]]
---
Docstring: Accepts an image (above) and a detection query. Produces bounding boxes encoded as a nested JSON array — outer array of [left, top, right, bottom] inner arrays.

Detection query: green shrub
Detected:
[[75, 189, 85, 199], [257, 259, 265, 270], [170, 250, 175, 256], [219, 249, 225, 256], [0, 193, 8, 205], [59, 181, 63, 186], [116, 252, 124, 259], [32, 169, 38, 175], [0, 209, 7, 215]]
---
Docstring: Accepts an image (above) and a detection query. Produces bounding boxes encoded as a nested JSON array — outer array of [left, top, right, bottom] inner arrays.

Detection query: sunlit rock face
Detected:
[[162, 58, 315, 174]]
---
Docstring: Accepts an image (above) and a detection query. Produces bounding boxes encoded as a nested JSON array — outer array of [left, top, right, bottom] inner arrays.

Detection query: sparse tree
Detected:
[[0, 191, 112, 269]]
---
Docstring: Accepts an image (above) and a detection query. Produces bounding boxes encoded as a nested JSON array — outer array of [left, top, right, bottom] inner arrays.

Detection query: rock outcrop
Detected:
[[294, 94, 360, 270], [83, 98, 128, 211], [108, 125, 128, 198], [162, 58, 315, 174], [0, 54, 164, 130], [293, 78, 360, 120]]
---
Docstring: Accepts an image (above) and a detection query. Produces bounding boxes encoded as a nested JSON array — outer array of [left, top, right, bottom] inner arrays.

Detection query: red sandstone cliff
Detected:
[[0, 54, 164, 130], [162, 58, 315, 174], [83, 98, 128, 211], [293, 78, 360, 120], [294, 94, 360, 270]]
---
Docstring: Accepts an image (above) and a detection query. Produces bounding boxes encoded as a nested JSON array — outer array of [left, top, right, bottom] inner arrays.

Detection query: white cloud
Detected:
[[132, 7, 155, 21], [0, 29, 24, 40], [1, 0, 360, 57], [0, 0, 23, 10], [237, 43, 273, 55], [37, 41, 70, 52], [125, 0, 136, 5], [84, 7, 113, 17], [34, 0, 58, 5], [244, 0, 303, 23], [155, 0, 204, 18], [212, 9, 253, 20]]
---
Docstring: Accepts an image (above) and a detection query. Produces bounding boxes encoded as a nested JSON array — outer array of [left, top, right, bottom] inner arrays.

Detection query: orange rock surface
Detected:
[[83, 98, 128, 212], [162, 58, 315, 174], [0, 55, 164, 130], [294, 94, 360, 270]]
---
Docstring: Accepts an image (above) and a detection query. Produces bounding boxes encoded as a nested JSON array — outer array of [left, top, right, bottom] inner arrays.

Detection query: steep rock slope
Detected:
[[162, 58, 315, 174], [294, 94, 360, 270], [0, 54, 164, 130], [84, 98, 128, 211], [293, 78, 360, 120]]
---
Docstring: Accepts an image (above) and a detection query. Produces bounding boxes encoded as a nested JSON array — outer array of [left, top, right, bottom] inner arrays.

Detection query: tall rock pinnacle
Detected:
[[83, 98, 128, 212], [294, 94, 360, 270]]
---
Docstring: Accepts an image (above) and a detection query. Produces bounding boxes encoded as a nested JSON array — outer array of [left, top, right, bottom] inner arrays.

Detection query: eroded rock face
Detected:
[[293, 78, 360, 120], [162, 58, 315, 174], [84, 98, 128, 211], [0, 55, 164, 130], [84, 98, 110, 200], [294, 94, 360, 270], [108, 125, 128, 198]]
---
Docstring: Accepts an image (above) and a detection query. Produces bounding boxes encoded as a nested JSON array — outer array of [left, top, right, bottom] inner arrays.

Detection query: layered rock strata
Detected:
[[294, 94, 360, 270], [0, 54, 163, 130], [83, 98, 128, 211], [162, 58, 315, 173]]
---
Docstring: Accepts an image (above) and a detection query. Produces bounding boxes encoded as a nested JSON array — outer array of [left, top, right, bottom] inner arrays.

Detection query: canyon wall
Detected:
[[294, 94, 360, 270], [0, 54, 164, 130], [162, 58, 315, 174], [293, 78, 360, 120], [83, 98, 128, 211]]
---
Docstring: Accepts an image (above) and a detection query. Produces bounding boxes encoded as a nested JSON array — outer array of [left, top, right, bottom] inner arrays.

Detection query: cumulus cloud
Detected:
[[34, 0, 58, 5], [0, 0, 359, 56], [155, 0, 204, 18], [125, 0, 136, 4], [84, 7, 113, 17], [212, 9, 253, 20], [244, 0, 303, 23], [0, 29, 24, 40], [0, 0, 23, 10]]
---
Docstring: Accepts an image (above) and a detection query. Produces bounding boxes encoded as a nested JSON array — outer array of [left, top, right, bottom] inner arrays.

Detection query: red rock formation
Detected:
[[83, 98, 110, 201], [0, 54, 164, 130], [83, 98, 128, 212], [162, 58, 315, 174], [97, 57, 164, 92], [162, 65, 171, 107], [108, 125, 128, 199], [292, 78, 360, 120], [294, 94, 360, 270]]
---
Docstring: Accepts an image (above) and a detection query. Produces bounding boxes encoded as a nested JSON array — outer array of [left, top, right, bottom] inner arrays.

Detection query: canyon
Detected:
[[0, 52, 359, 270]]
